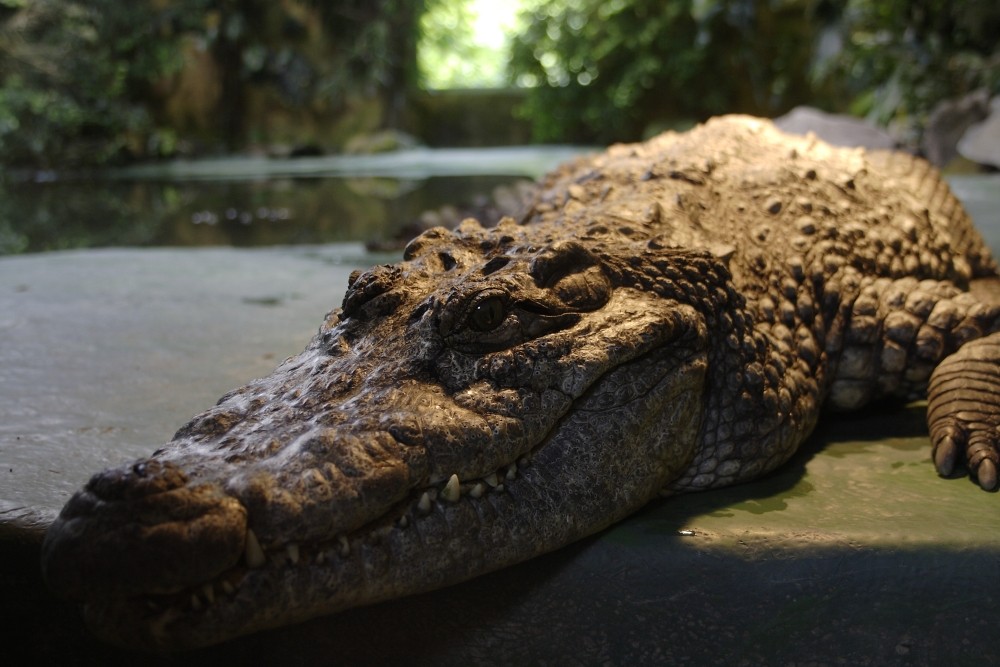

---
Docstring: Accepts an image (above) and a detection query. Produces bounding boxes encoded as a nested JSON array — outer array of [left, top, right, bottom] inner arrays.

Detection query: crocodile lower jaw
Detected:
[[93, 453, 537, 648]]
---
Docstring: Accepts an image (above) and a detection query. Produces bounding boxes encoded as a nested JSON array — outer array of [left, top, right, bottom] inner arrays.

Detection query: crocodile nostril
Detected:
[[88, 459, 189, 501]]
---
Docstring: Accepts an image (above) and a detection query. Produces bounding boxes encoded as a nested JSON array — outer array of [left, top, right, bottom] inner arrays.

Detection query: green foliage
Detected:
[[4, 0, 997, 166], [0, 0, 196, 167], [302, 0, 424, 95], [418, 0, 482, 88], [0, 0, 426, 168], [508, 0, 1000, 143], [508, 0, 824, 143], [819, 0, 1000, 129], [418, 0, 523, 89]]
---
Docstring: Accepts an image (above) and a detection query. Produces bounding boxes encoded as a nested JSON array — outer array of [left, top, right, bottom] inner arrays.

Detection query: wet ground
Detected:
[[1, 154, 999, 663]]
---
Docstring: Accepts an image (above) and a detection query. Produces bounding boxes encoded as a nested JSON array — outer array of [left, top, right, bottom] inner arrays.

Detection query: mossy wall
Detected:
[[409, 89, 533, 147]]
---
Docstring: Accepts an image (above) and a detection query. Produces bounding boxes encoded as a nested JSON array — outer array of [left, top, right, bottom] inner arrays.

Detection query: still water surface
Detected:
[[0, 147, 587, 255]]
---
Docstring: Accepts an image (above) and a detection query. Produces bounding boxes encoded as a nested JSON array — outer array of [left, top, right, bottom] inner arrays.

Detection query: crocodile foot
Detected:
[[928, 334, 1000, 491]]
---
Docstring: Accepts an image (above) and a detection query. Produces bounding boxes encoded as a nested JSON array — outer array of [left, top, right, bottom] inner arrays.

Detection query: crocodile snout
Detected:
[[42, 458, 247, 601]]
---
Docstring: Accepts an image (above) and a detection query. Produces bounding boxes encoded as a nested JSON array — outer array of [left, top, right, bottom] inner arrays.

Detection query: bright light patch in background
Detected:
[[469, 0, 519, 50], [419, 0, 532, 89]]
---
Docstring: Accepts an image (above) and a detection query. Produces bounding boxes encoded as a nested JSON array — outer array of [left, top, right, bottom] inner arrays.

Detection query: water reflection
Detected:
[[0, 174, 524, 255]]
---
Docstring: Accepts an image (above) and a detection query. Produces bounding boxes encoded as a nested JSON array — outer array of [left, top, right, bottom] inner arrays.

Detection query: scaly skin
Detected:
[[40, 116, 1000, 649]]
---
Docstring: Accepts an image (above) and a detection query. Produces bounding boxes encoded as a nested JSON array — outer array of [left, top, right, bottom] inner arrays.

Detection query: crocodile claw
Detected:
[[977, 458, 999, 491], [932, 432, 959, 477]]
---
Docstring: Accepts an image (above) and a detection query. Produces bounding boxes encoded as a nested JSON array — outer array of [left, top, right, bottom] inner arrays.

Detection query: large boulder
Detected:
[[773, 106, 897, 150], [957, 95, 1000, 169], [921, 90, 991, 166]]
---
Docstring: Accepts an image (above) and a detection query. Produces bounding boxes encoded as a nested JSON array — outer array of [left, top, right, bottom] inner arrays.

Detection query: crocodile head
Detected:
[[41, 217, 719, 649]]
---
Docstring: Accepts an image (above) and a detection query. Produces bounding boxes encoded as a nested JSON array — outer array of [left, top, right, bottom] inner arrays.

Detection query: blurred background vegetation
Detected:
[[1, 0, 997, 168]]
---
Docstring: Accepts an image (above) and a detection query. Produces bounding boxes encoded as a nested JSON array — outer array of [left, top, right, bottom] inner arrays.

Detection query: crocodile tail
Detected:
[[866, 149, 998, 278]]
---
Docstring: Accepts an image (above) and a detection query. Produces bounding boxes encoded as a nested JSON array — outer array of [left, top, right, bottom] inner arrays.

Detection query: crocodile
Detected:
[[41, 115, 1000, 650]]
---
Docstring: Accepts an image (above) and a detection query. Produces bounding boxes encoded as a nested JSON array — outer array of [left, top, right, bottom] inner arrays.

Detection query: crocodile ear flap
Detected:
[[529, 241, 611, 311], [529, 241, 598, 287]]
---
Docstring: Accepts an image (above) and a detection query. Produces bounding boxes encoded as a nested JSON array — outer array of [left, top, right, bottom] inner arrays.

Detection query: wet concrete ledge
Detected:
[[2, 238, 1000, 665]]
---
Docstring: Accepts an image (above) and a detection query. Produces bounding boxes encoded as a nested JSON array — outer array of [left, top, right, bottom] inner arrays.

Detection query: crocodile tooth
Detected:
[[505, 464, 517, 481], [397, 515, 410, 528], [286, 543, 300, 565], [202, 584, 215, 604], [441, 474, 461, 502], [338, 535, 350, 558], [190, 594, 203, 611], [221, 580, 235, 595], [417, 491, 432, 513], [484, 472, 500, 488], [245, 529, 266, 568], [469, 482, 485, 499], [496, 483, 505, 493], [518, 456, 530, 468]]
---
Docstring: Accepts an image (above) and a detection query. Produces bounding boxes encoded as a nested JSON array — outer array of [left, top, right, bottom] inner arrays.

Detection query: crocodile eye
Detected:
[[469, 295, 506, 332]]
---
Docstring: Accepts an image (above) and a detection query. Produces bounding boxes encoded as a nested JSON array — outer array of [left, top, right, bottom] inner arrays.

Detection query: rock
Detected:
[[343, 129, 421, 155], [264, 143, 325, 159], [921, 90, 991, 166], [957, 96, 1000, 169], [288, 144, 324, 158], [773, 106, 897, 150]]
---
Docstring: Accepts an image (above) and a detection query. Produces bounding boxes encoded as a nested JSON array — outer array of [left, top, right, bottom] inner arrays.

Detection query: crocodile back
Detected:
[[865, 149, 997, 279], [523, 116, 997, 294]]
